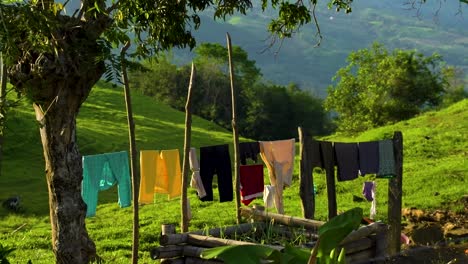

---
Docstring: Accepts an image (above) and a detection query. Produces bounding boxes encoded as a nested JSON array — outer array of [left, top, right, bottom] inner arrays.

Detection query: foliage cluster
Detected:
[[129, 43, 331, 140], [324, 42, 466, 133]]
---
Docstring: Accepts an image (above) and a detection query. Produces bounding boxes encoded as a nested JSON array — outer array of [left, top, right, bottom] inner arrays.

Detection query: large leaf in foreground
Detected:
[[201, 244, 281, 264]]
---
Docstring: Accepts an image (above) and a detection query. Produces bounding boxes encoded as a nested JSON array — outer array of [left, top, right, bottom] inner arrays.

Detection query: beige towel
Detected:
[[259, 139, 295, 214]]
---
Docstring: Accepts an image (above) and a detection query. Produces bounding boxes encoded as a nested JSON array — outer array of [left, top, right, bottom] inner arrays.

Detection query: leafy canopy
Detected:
[[324, 42, 447, 133]]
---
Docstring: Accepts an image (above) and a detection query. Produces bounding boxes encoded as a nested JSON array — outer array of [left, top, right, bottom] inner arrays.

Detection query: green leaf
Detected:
[[201, 245, 280, 264], [281, 245, 310, 264], [316, 207, 362, 258]]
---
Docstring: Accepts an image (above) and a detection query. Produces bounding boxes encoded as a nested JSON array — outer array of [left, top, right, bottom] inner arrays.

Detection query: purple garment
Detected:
[[358, 141, 379, 176], [334, 142, 359, 182], [362, 181, 375, 202]]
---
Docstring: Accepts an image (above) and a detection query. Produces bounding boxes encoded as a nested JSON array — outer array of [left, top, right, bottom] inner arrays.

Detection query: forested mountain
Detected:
[[173, 1, 467, 96]]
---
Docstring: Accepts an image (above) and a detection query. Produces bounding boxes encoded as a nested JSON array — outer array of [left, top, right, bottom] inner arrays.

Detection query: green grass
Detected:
[[0, 82, 466, 263]]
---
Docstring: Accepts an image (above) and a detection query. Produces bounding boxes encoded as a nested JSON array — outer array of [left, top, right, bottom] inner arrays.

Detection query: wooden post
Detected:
[[120, 42, 140, 264], [160, 224, 177, 263], [298, 127, 315, 219], [226, 32, 241, 224], [162, 224, 176, 236], [388, 131, 403, 255], [0, 53, 7, 175], [181, 63, 196, 232]]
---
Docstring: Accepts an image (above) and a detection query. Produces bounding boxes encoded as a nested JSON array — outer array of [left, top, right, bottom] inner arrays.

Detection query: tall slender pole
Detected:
[[298, 127, 315, 219], [226, 33, 241, 224], [121, 42, 140, 264], [388, 131, 403, 255], [0, 53, 7, 175], [181, 63, 196, 232]]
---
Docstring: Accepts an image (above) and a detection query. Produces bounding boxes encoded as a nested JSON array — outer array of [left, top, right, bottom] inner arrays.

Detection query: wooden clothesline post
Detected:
[[181, 63, 196, 233], [297, 129, 403, 256], [226, 32, 242, 224], [120, 41, 140, 264], [298, 127, 315, 219], [388, 131, 403, 255]]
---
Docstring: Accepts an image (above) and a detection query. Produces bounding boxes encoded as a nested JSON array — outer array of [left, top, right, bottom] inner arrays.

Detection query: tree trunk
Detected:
[[33, 83, 97, 263], [5, 10, 109, 264]]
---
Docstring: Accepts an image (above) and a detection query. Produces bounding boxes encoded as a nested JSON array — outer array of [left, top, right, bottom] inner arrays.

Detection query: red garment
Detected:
[[240, 164, 264, 206]]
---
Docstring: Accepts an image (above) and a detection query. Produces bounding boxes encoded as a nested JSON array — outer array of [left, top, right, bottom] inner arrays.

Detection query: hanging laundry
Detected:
[[299, 138, 321, 216], [259, 138, 295, 214], [319, 141, 334, 171], [189, 148, 206, 199], [378, 140, 396, 178], [358, 141, 379, 176], [362, 181, 377, 219], [156, 149, 182, 199], [239, 142, 260, 165], [362, 181, 375, 202], [139, 149, 182, 203], [240, 164, 264, 206], [199, 144, 233, 202], [310, 139, 323, 168], [82, 151, 131, 217], [263, 185, 275, 209], [334, 142, 359, 182], [139, 150, 160, 204]]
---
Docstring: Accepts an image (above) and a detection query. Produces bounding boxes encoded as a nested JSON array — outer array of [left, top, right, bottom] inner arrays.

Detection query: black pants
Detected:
[[200, 144, 233, 202]]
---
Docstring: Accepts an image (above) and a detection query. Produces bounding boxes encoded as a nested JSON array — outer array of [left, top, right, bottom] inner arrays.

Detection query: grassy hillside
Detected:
[[0, 83, 466, 263]]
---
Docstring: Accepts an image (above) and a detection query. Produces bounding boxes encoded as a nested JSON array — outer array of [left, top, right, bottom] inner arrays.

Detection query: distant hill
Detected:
[[173, 0, 467, 96]]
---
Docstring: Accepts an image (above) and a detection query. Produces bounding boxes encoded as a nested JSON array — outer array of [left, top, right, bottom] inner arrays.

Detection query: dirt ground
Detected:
[[386, 196, 468, 264]]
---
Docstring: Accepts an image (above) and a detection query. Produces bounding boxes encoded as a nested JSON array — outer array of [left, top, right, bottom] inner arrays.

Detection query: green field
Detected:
[[0, 82, 466, 263]]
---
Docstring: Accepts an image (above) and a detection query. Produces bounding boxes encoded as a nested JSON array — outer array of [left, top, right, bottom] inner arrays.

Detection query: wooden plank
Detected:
[[341, 237, 373, 255], [185, 256, 224, 264], [345, 248, 374, 264], [181, 63, 196, 232], [160, 233, 189, 246], [186, 234, 284, 251], [240, 207, 325, 231], [340, 222, 387, 245], [298, 127, 315, 219], [226, 33, 241, 224], [388, 131, 403, 255], [150, 245, 184, 259], [160, 258, 185, 264]]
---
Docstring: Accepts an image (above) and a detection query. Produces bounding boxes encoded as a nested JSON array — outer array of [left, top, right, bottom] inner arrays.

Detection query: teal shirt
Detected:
[[82, 151, 132, 217]]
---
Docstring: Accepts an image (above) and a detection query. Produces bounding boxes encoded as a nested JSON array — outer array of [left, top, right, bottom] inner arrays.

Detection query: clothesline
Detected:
[[80, 136, 398, 219]]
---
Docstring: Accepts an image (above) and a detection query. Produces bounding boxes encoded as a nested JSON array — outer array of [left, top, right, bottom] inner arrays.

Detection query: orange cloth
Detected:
[[156, 149, 182, 199], [259, 139, 295, 214], [139, 150, 159, 204], [139, 149, 182, 203]]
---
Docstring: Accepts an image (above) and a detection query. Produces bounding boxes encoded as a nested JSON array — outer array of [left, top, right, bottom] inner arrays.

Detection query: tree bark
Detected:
[[33, 86, 97, 263], [226, 33, 242, 224], [0, 53, 7, 174], [121, 42, 140, 264], [6, 12, 108, 263]]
